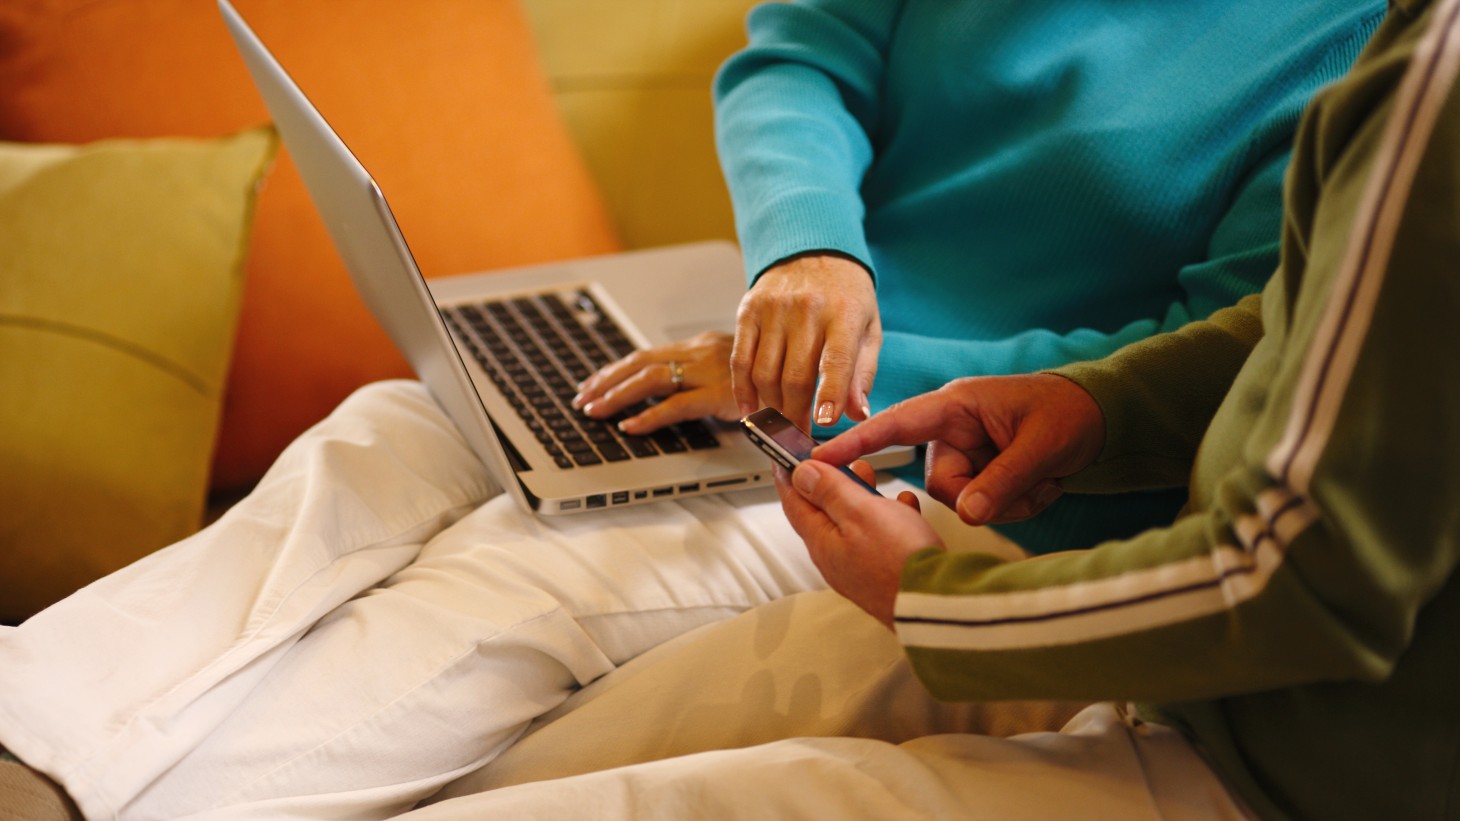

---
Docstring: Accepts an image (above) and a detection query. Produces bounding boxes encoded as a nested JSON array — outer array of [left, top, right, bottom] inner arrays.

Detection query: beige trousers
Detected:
[[411, 590, 1254, 820]]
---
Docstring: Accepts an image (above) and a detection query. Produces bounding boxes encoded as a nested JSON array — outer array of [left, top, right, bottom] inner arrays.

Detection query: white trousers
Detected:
[[0, 380, 1248, 820], [0, 381, 831, 820]]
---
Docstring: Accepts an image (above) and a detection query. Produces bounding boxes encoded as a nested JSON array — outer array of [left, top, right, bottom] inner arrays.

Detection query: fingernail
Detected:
[[859, 400, 872, 420], [571, 393, 584, 409], [960, 491, 994, 524], [792, 461, 821, 495], [1036, 483, 1063, 508], [816, 401, 835, 426]]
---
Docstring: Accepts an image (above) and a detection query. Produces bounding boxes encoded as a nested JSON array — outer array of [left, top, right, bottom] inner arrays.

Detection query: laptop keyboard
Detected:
[[442, 290, 720, 470]]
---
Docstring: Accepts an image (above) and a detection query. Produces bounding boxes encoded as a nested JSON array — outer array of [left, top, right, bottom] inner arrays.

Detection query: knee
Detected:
[[274, 379, 476, 482], [338, 379, 433, 417]]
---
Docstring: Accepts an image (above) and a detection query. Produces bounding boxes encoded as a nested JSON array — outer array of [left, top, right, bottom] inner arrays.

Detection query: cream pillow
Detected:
[[0, 128, 276, 621]]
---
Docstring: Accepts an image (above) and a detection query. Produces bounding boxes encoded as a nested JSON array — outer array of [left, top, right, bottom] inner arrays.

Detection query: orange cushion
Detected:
[[0, 0, 621, 490]]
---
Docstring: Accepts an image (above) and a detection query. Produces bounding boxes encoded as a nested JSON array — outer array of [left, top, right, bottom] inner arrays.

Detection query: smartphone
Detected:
[[740, 407, 881, 495]]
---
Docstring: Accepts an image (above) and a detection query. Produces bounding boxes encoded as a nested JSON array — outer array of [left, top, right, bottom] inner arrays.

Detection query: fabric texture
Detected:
[[0, 128, 275, 621], [0, 0, 622, 490], [0, 381, 837, 819], [409, 703, 1247, 820], [426, 589, 1088, 800], [715, 0, 1385, 552], [0, 758, 80, 821], [895, 1, 1460, 817]]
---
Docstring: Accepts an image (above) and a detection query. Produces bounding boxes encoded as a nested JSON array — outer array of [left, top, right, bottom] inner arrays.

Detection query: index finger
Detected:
[[811, 389, 966, 465], [811, 317, 862, 426], [574, 350, 651, 407]]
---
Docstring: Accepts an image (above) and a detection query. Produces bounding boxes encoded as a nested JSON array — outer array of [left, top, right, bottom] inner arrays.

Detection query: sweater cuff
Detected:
[[737, 188, 873, 284]]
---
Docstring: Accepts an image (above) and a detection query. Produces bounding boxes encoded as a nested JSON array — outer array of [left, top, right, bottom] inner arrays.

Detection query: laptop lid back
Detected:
[[218, 0, 532, 511]]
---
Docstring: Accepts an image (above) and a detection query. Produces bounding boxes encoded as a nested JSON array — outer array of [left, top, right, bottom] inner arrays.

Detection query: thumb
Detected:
[[957, 437, 1058, 526], [791, 460, 862, 525]]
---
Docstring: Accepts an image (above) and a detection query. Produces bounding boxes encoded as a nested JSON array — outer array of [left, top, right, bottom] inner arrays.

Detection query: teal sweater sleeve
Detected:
[[714, 0, 901, 281]]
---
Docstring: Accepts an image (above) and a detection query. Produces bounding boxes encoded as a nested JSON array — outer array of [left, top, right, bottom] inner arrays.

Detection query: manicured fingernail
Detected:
[[792, 462, 821, 494], [816, 402, 835, 426], [571, 393, 585, 409], [960, 491, 994, 524], [859, 400, 872, 419]]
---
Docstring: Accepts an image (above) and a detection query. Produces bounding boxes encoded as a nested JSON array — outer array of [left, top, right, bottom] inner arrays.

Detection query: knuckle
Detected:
[[751, 363, 782, 388], [818, 347, 854, 373], [737, 294, 768, 319], [777, 368, 817, 394]]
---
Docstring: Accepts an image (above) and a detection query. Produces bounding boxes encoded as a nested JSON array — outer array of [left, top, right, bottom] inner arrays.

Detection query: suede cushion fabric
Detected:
[[0, 128, 276, 621]]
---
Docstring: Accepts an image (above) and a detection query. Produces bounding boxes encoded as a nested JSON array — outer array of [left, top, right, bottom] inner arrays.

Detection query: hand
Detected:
[[572, 332, 740, 435], [731, 253, 881, 429], [775, 459, 941, 628], [813, 374, 1106, 527]]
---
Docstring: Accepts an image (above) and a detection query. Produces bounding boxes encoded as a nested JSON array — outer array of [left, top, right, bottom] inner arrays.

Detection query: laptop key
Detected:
[[562, 438, 595, 455], [453, 293, 732, 475], [679, 423, 721, 451], [625, 437, 660, 458], [651, 430, 687, 453], [570, 449, 603, 467], [597, 442, 630, 462]]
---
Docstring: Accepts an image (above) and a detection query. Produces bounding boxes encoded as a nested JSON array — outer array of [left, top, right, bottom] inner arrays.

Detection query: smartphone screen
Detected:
[[741, 408, 881, 495]]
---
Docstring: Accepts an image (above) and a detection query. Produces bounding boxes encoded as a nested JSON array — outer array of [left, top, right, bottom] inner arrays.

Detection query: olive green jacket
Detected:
[[895, 2, 1460, 817]]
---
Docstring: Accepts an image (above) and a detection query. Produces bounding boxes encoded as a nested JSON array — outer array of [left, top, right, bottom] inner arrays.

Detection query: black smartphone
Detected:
[[740, 407, 881, 495]]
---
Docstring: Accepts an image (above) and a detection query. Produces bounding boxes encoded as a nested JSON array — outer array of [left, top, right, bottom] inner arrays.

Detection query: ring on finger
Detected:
[[667, 360, 685, 392]]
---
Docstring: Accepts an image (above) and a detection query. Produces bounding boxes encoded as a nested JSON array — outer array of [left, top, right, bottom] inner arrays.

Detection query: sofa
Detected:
[[0, 0, 759, 622]]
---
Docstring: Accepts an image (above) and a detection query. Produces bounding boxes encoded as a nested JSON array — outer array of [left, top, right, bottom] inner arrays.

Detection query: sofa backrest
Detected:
[[521, 0, 761, 249], [0, 0, 623, 491]]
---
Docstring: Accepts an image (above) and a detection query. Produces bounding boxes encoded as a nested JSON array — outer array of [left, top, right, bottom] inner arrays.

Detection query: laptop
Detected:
[[218, 0, 912, 515]]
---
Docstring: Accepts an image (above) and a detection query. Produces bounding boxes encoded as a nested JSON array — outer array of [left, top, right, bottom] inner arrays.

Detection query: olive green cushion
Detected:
[[0, 128, 276, 621]]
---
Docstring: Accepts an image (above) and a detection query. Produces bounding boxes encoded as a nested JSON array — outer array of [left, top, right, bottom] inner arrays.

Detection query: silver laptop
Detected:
[[219, 0, 910, 515]]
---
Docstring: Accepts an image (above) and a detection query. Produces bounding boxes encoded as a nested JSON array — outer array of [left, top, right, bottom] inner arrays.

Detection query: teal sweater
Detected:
[[715, 0, 1383, 552]]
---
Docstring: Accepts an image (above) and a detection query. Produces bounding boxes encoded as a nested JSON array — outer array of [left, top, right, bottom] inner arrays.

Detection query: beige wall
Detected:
[[519, 0, 762, 249]]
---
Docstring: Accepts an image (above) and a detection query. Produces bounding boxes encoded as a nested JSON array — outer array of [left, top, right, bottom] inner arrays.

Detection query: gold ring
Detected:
[[667, 360, 685, 392]]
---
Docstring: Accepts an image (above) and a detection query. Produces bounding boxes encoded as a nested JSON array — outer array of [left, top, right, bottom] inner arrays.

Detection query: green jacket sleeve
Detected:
[[1051, 291, 1264, 493]]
